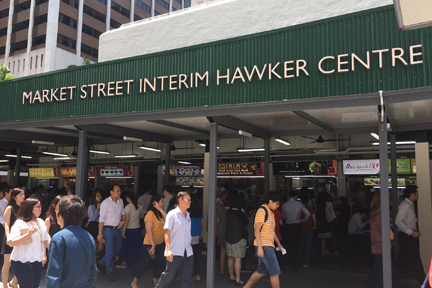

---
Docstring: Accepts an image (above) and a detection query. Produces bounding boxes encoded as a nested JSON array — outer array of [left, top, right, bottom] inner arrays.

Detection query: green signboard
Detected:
[[388, 158, 412, 174], [0, 5, 431, 123]]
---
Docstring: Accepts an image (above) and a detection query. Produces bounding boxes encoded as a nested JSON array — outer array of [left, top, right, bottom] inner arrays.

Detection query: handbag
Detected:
[[421, 273, 429, 288]]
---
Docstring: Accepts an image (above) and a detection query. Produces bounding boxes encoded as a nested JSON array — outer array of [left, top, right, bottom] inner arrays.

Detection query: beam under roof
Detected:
[[212, 116, 271, 139], [0, 130, 79, 145], [147, 120, 208, 135], [293, 111, 333, 132]]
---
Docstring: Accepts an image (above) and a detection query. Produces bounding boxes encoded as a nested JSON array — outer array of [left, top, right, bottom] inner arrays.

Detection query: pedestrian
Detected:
[[188, 195, 204, 282], [316, 192, 331, 259], [87, 189, 104, 256], [162, 185, 174, 212], [244, 192, 284, 288], [45, 195, 97, 287], [395, 185, 426, 284], [299, 195, 316, 268], [97, 184, 126, 282], [131, 195, 167, 288], [336, 196, 351, 242], [117, 191, 143, 268], [217, 194, 234, 276], [366, 191, 402, 288], [2, 188, 23, 288], [7, 198, 50, 288], [281, 190, 310, 271], [44, 196, 62, 238], [226, 198, 249, 286], [155, 191, 194, 288]]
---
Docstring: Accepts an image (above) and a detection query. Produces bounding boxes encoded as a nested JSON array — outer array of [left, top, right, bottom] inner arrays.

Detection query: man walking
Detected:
[[155, 191, 194, 288], [281, 190, 310, 271], [162, 185, 174, 212], [97, 184, 126, 282], [395, 185, 426, 285], [244, 192, 284, 288]]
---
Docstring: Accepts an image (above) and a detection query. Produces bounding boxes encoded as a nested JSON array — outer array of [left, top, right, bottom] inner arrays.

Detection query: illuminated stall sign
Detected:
[[95, 166, 134, 177], [273, 161, 333, 175], [60, 167, 95, 178], [29, 168, 57, 178], [217, 162, 264, 176]]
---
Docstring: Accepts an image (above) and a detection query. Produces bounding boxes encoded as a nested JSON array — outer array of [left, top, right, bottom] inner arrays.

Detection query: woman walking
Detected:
[[2, 188, 24, 288], [44, 196, 62, 238], [131, 195, 167, 288], [7, 198, 50, 288], [87, 189, 103, 255], [189, 195, 204, 282], [316, 192, 331, 259]]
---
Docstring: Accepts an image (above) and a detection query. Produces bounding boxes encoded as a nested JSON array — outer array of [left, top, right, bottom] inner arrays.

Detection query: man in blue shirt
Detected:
[[281, 190, 310, 271], [46, 195, 97, 288]]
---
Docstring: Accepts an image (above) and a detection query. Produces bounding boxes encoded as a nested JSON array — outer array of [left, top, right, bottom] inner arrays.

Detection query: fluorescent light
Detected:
[[198, 143, 220, 149], [114, 154, 137, 158], [106, 176, 133, 179], [178, 161, 192, 165], [292, 177, 301, 180], [123, 136, 142, 142], [371, 141, 416, 146], [0, 160, 9, 162], [89, 150, 110, 155], [237, 148, 265, 152], [53, 157, 74, 160], [139, 146, 162, 152], [42, 151, 68, 157], [32, 140, 55, 145], [5, 154, 32, 159], [239, 130, 253, 138], [275, 138, 291, 146], [370, 133, 379, 140]]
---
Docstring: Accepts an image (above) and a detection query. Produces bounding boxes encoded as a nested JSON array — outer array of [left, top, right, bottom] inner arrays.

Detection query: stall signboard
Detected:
[[176, 176, 204, 186], [390, 159, 411, 174], [364, 177, 406, 186], [60, 167, 95, 178], [161, 165, 203, 176], [273, 161, 331, 175], [29, 168, 57, 178], [411, 159, 416, 174], [343, 159, 414, 175], [217, 162, 264, 176], [95, 166, 134, 177]]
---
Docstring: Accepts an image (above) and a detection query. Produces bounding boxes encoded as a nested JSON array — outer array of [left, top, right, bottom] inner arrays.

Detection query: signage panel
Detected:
[[273, 161, 333, 175], [60, 167, 95, 178], [217, 162, 264, 176], [95, 166, 134, 177], [29, 168, 57, 178], [343, 160, 380, 175]]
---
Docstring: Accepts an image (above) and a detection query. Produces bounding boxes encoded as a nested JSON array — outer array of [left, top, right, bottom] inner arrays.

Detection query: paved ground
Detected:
[[0, 254, 419, 288]]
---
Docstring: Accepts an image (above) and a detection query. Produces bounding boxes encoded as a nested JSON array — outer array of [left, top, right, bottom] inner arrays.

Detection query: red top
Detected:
[[273, 209, 282, 240], [301, 206, 316, 230], [370, 216, 382, 254]]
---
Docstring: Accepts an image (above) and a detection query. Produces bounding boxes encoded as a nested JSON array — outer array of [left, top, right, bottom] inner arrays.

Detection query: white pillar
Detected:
[[169, 0, 172, 12], [76, 0, 84, 65], [151, 0, 155, 17], [130, 0, 135, 22], [414, 142, 432, 272], [4, 0, 14, 63], [45, 0, 60, 72], [337, 160, 346, 197], [106, 0, 111, 31], [182, 0, 184, 9]]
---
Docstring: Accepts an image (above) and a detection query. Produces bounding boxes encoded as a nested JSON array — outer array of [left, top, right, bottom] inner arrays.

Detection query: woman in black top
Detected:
[[336, 196, 351, 241], [226, 198, 248, 286], [44, 195, 62, 238]]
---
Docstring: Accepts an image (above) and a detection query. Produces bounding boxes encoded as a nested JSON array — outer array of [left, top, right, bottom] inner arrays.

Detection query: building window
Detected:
[[134, 14, 142, 21], [97, 0, 107, 4], [110, 19, 121, 29], [10, 40, 27, 53], [155, 0, 169, 10], [30, 57, 32, 69], [23, 59, 25, 70], [40, 54, 43, 67], [0, 27, 7, 37], [0, 47, 5, 55], [83, 5, 106, 23], [32, 34, 46, 47], [35, 0, 49, 5], [111, 1, 130, 18], [82, 24, 102, 39], [61, 0, 79, 9], [174, 0, 181, 3], [154, 10, 160, 16], [59, 13, 78, 29], [12, 20, 29, 33], [18, 60, 20, 72], [0, 8, 9, 19], [135, 0, 151, 14], [57, 34, 76, 50], [35, 55, 38, 68], [172, 7, 176, 11], [14, 1, 31, 13], [81, 43, 98, 58], [34, 14, 48, 26]]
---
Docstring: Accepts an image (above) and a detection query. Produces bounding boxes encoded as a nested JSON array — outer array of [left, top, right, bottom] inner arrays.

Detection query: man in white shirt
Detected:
[[97, 184, 126, 282], [155, 192, 194, 288], [162, 185, 174, 212], [395, 185, 426, 284], [348, 209, 369, 234]]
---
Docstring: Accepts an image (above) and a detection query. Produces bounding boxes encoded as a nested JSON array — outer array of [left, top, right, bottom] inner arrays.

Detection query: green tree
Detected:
[[82, 58, 91, 65], [0, 64, 15, 82]]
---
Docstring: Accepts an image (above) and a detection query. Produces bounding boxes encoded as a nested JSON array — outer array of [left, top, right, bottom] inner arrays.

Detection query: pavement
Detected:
[[0, 254, 420, 288]]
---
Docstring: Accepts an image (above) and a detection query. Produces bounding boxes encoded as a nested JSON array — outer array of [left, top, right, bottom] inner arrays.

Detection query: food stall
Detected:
[[28, 168, 59, 189], [60, 167, 95, 189], [95, 165, 135, 192]]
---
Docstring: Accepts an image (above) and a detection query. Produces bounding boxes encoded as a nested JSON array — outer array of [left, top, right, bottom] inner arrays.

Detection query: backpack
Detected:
[[251, 205, 269, 233]]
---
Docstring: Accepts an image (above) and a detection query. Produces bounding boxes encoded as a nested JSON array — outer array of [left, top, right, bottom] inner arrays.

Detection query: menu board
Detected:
[[171, 165, 202, 176], [217, 162, 264, 176], [176, 176, 204, 186], [95, 166, 134, 177], [343, 159, 414, 175], [273, 161, 330, 175], [364, 177, 406, 187], [60, 167, 94, 178], [29, 168, 57, 178]]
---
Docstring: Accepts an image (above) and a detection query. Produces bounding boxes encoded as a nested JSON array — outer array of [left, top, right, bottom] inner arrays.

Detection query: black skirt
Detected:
[[87, 221, 99, 239]]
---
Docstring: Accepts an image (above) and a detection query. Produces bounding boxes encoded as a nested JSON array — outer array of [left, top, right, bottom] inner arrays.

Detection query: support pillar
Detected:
[[264, 138, 270, 195], [14, 149, 21, 187], [379, 110, 392, 288], [164, 143, 171, 186], [76, 129, 89, 200], [337, 159, 346, 197], [390, 133, 398, 230]]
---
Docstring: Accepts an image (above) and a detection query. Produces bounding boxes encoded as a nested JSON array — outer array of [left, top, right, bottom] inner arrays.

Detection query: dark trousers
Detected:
[[11, 260, 42, 288], [284, 224, 302, 269], [241, 244, 255, 269], [122, 228, 142, 263], [131, 243, 166, 279], [366, 254, 402, 288], [155, 250, 194, 288], [300, 229, 313, 265], [395, 232, 426, 284], [192, 244, 201, 276]]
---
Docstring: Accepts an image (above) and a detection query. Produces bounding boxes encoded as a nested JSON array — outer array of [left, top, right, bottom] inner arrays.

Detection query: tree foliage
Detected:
[[0, 64, 15, 82]]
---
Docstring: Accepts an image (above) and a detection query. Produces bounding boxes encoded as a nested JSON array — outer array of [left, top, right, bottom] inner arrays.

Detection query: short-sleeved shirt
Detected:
[[99, 197, 126, 227], [301, 206, 316, 230], [163, 207, 193, 257], [125, 203, 142, 229], [0, 198, 8, 224], [138, 194, 152, 213], [254, 205, 275, 248], [273, 209, 282, 241], [143, 210, 165, 245]]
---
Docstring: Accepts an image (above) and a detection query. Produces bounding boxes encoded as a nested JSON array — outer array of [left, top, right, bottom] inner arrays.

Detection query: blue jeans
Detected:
[[255, 246, 281, 277], [100, 227, 122, 275], [300, 229, 313, 265], [122, 228, 142, 263]]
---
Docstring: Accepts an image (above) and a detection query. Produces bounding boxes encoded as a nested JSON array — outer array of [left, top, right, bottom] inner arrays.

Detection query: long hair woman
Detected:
[[44, 195, 62, 238], [7, 198, 50, 288], [366, 191, 402, 288], [131, 194, 167, 288], [1, 188, 25, 288], [87, 189, 103, 255]]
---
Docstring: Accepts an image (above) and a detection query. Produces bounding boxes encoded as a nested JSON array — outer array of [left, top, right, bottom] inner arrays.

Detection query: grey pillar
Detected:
[[164, 143, 171, 186], [390, 133, 398, 230], [76, 129, 89, 200], [379, 111, 392, 288], [14, 149, 21, 187], [264, 138, 270, 195], [206, 122, 217, 288]]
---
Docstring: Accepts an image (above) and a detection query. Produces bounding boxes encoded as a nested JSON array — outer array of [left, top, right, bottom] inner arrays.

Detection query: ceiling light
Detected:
[[178, 161, 192, 165], [197, 143, 220, 149], [139, 146, 162, 152], [0, 160, 9, 162], [53, 157, 74, 160], [370, 133, 379, 140], [371, 141, 416, 146], [239, 130, 253, 138], [237, 148, 265, 152], [171, 144, 177, 151], [42, 151, 68, 157], [5, 154, 32, 159], [275, 138, 291, 146], [114, 154, 138, 158], [123, 136, 143, 142], [32, 140, 55, 145], [89, 150, 110, 155]]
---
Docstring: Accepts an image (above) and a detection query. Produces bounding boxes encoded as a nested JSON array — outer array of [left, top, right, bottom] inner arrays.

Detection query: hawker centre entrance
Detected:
[[1, 0, 432, 287]]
